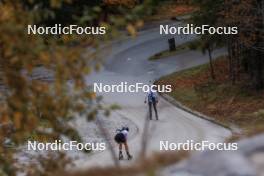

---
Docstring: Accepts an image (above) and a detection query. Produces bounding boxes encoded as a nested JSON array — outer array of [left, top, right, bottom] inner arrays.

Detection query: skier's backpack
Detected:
[[148, 91, 156, 102]]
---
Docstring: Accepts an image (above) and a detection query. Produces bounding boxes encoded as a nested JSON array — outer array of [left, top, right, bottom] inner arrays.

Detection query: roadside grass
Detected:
[[156, 56, 264, 138], [148, 41, 194, 60]]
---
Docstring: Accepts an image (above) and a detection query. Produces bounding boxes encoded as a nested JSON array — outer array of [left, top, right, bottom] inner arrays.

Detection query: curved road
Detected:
[[77, 21, 231, 168]]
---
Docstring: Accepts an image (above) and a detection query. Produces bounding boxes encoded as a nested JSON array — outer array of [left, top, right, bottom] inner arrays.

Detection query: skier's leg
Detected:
[[124, 142, 132, 160], [148, 102, 152, 120], [119, 143, 123, 160], [153, 102, 158, 120]]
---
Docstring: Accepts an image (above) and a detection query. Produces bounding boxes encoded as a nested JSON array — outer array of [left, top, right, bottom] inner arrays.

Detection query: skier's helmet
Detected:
[[122, 126, 129, 131]]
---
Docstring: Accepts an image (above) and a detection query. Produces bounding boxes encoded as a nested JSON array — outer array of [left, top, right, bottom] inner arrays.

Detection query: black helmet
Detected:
[[122, 126, 129, 131]]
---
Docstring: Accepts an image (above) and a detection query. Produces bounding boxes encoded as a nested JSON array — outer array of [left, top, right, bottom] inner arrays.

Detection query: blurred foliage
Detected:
[[0, 0, 162, 175], [63, 151, 189, 176]]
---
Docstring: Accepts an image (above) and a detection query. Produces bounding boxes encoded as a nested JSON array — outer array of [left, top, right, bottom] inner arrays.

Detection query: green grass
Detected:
[[170, 64, 208, 78], [170, 88, 198, 104], [156, 56, 264, 138], [148, 41, 194, 60]]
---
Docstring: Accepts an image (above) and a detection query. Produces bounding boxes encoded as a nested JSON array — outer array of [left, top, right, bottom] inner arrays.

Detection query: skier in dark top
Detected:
[[144, 89, 159, 120], [114, 127, 133, 160]]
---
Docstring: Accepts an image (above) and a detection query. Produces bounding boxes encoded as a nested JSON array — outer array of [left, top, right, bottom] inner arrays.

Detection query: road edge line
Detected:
[[158, 92, 235, 132]]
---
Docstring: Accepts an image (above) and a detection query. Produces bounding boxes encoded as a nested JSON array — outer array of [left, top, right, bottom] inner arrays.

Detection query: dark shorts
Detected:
[[114, 133, 126, 143]]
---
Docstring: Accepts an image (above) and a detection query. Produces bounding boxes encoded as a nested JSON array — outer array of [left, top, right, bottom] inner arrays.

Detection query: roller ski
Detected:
[[127, 153, 133, 160], [119, 152, 124, 160]]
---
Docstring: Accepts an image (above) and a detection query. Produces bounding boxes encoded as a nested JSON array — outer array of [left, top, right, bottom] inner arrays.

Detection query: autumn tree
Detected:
[[221, 0, 264, 89], [0, 0, 153, 175], [191, 0, 263, 88], [190, 0, 225, 80]]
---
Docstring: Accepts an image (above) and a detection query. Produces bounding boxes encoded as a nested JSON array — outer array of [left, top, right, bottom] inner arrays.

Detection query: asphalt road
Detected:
[[77, 21, 231, 169]]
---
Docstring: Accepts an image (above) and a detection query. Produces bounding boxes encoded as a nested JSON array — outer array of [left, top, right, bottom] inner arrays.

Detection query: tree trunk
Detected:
[[208, 46, 215, 80], [231, 42, 236, 84], [236, 42, 241, 81], [227, 39, 234, 83], [254, 0, 264, 90], [254, 50, 263, 90]]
